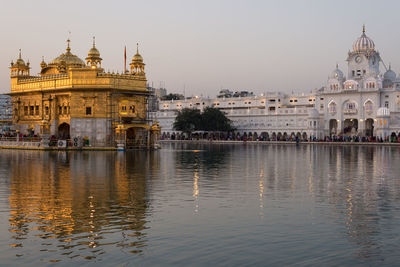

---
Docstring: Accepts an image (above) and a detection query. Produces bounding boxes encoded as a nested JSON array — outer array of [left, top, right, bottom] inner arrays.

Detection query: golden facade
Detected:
[[9, 39, 160, 148]]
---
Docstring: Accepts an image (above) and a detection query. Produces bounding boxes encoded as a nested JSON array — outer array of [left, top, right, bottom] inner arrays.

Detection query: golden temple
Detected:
[[8, 38, 160, 149]]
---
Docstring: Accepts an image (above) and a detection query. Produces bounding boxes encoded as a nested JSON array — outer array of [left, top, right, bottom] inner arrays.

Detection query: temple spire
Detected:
[[362, 24, 365, 34], [93, 36, 96, 48], [66, 38, 71, 53]]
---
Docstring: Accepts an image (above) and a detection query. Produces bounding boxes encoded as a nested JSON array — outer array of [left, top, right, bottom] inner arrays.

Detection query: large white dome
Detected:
[[352, 26, 375, 52]]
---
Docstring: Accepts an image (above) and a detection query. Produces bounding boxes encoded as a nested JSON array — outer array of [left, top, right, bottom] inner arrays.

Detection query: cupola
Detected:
[[85, 37, 102, 68], [352, 25, 375, 53], [130, 43, 145, 75]]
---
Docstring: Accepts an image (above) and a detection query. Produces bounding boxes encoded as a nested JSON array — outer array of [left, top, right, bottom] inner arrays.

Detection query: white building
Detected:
[[154, 26, 400, 140]]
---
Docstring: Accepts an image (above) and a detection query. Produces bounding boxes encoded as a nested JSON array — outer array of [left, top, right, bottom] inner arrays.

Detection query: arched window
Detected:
[[328, 102, 337, 113], [365, 101, 373, 114]]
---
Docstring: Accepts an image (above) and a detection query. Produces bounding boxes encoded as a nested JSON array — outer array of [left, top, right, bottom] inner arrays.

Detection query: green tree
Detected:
[[200, 107, 234, 132], [161, 93, 184, 100], [173, 108, 201, 135]]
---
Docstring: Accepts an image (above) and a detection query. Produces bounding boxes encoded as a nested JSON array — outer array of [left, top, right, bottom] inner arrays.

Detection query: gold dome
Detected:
[[49, 39, 85, 67], [15, 49, 25, 65], [132, 43, 143, 63], [86, 37, 102, 61]]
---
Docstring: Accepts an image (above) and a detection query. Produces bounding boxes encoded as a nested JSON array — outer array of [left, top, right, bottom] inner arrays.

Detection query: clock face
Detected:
[[355, 56, 362, 63]]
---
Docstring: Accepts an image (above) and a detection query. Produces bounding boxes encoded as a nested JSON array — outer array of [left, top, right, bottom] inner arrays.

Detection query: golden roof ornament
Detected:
[[16, 49, 25, 65], [40, 56, 47, 69], [49, 38, 85, 67], [132, 43, 143, 63]]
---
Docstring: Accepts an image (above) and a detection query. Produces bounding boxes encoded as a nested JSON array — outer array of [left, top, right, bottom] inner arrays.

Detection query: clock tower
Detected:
[[346, 26, 380, 81]]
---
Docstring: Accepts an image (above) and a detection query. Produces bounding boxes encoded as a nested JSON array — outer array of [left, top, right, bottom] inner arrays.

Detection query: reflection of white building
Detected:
[[0, 94, 12, 133], [154, 26, 400, 140]]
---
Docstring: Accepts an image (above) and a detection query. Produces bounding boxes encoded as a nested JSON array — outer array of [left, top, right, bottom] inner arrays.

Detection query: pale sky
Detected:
[[1, 0, 400, 96]]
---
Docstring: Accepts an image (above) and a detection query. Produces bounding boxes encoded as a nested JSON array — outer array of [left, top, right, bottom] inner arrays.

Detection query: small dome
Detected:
[[86, 37, 101, 60], [132, 43, 144, 63], [308, 108, 319, 119], [16, 58, 25, 65], [353, 26, 375, 52], [384, 66, 396, 81], [377, 107, 390, 117], [330, 65, 344, 80], [132, 52, 143, 63], [88, 47, 100, 57], [49, 39, 85, 67], [15, 50, 25, 65]]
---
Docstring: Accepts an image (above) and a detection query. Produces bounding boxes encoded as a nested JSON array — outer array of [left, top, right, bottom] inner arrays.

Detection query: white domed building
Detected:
[[154, 26, 400, 141], [317, 25, 400, 139]]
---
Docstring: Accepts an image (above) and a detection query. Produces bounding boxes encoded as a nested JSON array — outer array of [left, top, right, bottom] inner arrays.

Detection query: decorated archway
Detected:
[[343, 119, 358, 136]]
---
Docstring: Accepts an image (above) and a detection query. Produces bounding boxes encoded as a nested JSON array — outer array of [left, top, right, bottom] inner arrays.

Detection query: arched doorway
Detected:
[[58, 123, 70, 139], [344, 119, 358, 136], [329, 119, 338, 136], [365, 118, 374, 137], [302, 132, 307, 140], [126, 127, 147, 148], [277, 132, 282, 141]]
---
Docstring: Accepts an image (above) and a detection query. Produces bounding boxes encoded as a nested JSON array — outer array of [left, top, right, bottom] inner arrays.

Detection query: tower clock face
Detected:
[[355, 56, 362, 63]]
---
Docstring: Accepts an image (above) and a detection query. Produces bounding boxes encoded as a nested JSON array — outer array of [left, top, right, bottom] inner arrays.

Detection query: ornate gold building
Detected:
[[9, 39, 159, 148]]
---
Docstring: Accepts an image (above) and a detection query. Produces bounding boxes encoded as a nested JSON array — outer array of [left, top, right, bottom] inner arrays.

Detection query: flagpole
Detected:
[[124, 46, 127, 74]]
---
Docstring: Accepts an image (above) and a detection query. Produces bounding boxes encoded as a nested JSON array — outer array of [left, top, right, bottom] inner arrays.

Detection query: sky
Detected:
[[1, 0, 400, 96]]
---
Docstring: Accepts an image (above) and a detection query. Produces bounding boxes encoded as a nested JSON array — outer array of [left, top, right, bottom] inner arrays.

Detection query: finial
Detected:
[[389, 63, 391, 70], [362, 24, 365, 34], [66, 38, 71, 52], [136, 43, 139, 54], [18, 49, 21, 59], [336, 63, 338, 69], [93, 36, 96, 48], [42, 56, 44, 62]]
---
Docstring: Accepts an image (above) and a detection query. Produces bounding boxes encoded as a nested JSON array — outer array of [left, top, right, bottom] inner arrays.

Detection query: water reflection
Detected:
[[1, 145, 400, 265], [5, 150, 159, 261]]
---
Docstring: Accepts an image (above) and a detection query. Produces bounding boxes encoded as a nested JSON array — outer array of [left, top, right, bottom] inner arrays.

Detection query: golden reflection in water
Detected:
[[193, 170, 199, 213], [7, 150, 157, 260], [259, 168, 264, 218]]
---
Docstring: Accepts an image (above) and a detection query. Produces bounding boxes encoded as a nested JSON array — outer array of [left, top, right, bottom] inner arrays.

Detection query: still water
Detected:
[[0, 143, 400, 266]]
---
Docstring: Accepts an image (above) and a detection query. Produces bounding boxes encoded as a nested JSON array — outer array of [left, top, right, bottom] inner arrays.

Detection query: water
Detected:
[[0, 143, 400, 266]]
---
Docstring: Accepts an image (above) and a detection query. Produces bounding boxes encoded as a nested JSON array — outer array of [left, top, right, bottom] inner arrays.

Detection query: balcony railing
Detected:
[[343, 108, 358, 114]]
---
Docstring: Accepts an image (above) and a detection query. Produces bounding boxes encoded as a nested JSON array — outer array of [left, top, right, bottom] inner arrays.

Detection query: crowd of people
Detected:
[[161, 132, 400, 143]]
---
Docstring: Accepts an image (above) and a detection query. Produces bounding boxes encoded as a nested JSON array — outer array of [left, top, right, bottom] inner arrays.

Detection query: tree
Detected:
[[161, 93, 184, 100], [173, 108, 201, 135], [200, 107, 234, 132]]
